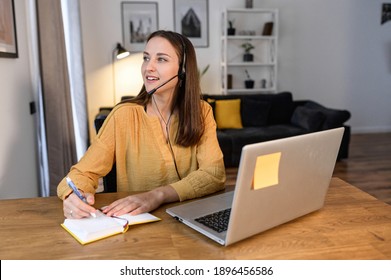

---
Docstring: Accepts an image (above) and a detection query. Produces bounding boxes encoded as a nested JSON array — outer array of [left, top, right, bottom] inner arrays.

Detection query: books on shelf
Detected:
[[262, 22, 274, 36], [61, 210, 160, 245]]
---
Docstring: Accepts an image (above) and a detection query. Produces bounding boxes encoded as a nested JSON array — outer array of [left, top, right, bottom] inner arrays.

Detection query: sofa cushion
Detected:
[[304, 101, 351, 129], [241, 98, 271, 127], [267, 92, 294, 124], [214, 99, 243, 129], [291, 106, 326, 132]]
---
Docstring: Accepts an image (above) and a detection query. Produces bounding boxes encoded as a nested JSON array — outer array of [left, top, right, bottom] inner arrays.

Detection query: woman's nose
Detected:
[[144, 59, 156, 72]]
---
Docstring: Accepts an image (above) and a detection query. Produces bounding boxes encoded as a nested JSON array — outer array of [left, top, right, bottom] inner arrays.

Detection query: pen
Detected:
[[66, 176, 96, 218]]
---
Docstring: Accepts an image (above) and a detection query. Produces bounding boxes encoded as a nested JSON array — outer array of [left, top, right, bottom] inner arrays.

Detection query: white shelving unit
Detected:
[[221, 8, 278, 94]]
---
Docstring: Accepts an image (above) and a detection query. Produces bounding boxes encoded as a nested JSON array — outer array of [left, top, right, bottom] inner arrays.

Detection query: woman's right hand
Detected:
[[63, 192, 96, 219]]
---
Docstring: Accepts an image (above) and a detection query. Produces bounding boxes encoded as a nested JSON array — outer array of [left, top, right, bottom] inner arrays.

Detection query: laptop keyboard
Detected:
[[195, 208, 231, 233]]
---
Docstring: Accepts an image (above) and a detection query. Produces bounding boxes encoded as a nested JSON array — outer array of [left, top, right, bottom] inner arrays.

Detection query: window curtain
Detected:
[[26, 0, 49, 196], [36, 0, 88, 195], [61, 0, 89, 160]]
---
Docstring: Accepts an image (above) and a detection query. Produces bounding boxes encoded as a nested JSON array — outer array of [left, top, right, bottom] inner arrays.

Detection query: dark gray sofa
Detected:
[[203, 92, 351, 167]]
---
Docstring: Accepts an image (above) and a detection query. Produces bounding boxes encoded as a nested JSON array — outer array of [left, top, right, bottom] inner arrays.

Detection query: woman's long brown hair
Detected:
[[122, 30, 204, 147]]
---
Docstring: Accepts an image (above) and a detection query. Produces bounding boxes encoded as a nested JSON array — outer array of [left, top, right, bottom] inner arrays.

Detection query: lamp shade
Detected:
[[115, 43, 130, 60]]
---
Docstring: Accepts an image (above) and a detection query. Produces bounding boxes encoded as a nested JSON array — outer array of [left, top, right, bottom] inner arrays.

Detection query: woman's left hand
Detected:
[[102, 185, 179, 216]]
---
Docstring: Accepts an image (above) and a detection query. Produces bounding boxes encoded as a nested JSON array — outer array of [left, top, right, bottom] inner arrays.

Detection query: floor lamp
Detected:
[[112, 43, 130, 105]]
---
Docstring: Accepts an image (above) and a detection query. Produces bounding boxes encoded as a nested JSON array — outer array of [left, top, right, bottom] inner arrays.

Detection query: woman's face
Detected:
[[142, 36, 180, 95]]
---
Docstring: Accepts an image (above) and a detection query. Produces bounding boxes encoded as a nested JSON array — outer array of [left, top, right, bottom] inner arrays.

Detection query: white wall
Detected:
[[0, 0, 39, 198], [265, 0, 391, 133], [81, 0, 391, 138]]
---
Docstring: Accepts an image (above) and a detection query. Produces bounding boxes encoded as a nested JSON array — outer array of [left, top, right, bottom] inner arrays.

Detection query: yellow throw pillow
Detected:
[[215, 99, 243, 129]]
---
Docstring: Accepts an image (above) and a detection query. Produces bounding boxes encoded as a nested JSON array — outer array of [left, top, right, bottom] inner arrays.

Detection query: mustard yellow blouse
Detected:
[[57, 101, 226, 201]]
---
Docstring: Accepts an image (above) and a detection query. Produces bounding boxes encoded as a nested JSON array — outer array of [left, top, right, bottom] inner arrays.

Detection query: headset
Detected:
[[177, 33, 187, 80]]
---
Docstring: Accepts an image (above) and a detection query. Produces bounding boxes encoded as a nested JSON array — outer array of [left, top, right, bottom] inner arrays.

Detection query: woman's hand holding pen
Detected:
[[63, 192, 96, 219]]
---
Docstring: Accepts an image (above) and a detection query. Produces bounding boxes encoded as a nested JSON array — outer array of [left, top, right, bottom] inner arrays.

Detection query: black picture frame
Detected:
[[121, 2, 159, 52], [381, 3, 391, 25], [0, 0, 18, 58], [174, 0, 209, 48]]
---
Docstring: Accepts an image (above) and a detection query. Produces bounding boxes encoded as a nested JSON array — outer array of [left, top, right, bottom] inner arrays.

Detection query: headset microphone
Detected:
[[147, 74, 179, 95]]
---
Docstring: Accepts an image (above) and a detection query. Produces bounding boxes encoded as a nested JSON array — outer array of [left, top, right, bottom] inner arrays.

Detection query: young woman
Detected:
[[57, 30, 226, 219]]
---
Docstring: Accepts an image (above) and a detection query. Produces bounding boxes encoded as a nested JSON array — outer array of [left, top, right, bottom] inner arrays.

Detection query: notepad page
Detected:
[[118, 212, 160, 224], [63, 211, 126, 243]]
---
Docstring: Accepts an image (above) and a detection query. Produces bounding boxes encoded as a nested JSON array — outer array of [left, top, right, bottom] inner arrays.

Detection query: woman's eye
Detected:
[[143, 56, 150, 62], [158, 57, 167, 62]]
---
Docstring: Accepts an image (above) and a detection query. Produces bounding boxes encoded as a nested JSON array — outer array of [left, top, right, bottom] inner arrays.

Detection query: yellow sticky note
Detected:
[[252, 152, 281, 190]]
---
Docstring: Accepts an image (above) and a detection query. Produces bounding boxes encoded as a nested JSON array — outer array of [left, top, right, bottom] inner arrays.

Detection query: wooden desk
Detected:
[[0, 178, 390, 260]]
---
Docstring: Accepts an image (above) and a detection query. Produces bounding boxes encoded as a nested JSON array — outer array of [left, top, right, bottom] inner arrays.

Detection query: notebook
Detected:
[[61, 210, 160, 245], [166, 127, 344, 246]]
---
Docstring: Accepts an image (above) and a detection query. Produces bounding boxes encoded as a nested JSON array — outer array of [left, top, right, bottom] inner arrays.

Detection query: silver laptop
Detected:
[[166, 127, 344, 246]]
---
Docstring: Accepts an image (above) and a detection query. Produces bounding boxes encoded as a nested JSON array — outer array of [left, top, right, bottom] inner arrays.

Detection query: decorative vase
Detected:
[[261, 79, 267, 88], [245, 79, 254, 89]]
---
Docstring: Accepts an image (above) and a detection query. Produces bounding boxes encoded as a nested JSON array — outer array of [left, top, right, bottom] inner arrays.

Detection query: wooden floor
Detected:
[[333, 132, 391, 205], [226, 132, 391, 205]]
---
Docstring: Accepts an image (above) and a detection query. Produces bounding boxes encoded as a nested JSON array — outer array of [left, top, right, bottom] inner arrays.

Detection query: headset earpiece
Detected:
[[178, 35, 186, 80]]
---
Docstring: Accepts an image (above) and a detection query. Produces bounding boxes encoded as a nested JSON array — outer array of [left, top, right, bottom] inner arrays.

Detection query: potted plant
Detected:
[[244, 69, 254, 89], [227, 20, 236, 35], [241, 42, 255, 62]]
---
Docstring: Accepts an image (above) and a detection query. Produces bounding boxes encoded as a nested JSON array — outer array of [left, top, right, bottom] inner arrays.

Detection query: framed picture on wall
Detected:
[[174, 0, 209, 47], [121, 2, 159, 52], [0, 0, 18, 58]]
